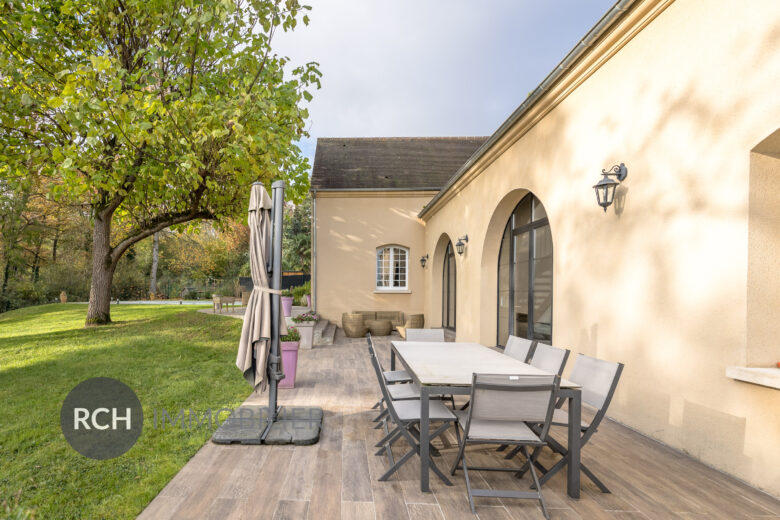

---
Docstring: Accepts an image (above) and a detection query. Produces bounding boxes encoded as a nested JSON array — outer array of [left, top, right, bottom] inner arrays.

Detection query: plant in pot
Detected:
[[291, 281, 312, 308], [280, 288, 295, 317], [291, 311, 319, 349], [279, 326, 300, 389]]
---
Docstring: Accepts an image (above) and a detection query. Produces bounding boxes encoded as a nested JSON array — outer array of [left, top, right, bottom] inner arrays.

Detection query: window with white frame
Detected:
[[376, 246, 408, 290]]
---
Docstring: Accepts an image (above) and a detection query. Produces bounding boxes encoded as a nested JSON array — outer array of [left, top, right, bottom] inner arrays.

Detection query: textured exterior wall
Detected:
[[420, 0, 780, 495], [313, 192, 430, 325]]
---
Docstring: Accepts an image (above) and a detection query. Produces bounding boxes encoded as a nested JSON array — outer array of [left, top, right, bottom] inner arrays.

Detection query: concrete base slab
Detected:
[[211, 405, 322, 445]]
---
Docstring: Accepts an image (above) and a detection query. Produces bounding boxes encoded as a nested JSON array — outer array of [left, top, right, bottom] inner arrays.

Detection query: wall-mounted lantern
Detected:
[[455, 235, 468, 255], [593, 163, 628, 212], [420, 254, 429, 268]]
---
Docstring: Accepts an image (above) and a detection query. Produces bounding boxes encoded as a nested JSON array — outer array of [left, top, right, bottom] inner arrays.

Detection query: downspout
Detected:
[[311, 189, 317, 313]]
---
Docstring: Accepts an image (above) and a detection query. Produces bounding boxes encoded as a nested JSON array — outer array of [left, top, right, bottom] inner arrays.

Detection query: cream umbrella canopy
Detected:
[[236, 182, 287, 391]]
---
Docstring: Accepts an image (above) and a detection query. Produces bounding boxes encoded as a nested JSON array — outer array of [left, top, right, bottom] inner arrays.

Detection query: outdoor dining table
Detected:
[[390, 340, 583, 498]]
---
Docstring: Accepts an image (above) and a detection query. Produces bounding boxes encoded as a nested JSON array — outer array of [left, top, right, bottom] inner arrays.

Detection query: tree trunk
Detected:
[[52, 230, 59, 263], [86, 213, 116, 325], [149, 232, 159, 296], [1, 259, 9, 312]]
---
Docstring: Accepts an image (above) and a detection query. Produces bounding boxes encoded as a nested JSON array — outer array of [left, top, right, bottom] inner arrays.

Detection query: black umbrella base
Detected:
[[211, 405, 323, 445]]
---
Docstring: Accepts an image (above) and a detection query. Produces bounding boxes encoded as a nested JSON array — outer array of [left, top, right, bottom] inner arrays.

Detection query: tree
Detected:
[[0, 0, 320, 324], [148, 231, 159, 296], [281, 197, 310, 272]]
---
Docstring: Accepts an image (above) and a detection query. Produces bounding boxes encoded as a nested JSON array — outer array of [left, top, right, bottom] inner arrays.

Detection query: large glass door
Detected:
[[442, 241, 456, 330], [497, 194, 552, 346]]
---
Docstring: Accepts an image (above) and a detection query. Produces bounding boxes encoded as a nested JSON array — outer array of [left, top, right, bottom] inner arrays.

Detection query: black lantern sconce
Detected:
[[593, 163, 628, 212], [455, 235, 468, 255], [420, 254, 429, 268]]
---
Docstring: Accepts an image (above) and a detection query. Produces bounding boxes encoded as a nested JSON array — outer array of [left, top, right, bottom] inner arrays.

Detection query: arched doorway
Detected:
[[497, 193, 552, 346], [442, 241, 456, 330]]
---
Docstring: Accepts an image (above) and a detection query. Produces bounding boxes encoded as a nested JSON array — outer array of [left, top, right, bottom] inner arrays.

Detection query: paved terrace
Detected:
[[139, 332, 780, 520]]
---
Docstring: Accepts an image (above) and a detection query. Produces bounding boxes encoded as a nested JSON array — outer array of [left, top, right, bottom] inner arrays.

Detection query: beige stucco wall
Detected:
[[420, 0, 780, 496], [313, 192, 431, 324]]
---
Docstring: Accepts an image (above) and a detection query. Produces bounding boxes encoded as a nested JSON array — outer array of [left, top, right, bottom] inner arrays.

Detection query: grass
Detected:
[[0, 304, 251, 519]]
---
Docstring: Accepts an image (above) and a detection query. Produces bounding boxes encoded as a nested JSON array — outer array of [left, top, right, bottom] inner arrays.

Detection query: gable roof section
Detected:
[[310, 137, 488, 191]]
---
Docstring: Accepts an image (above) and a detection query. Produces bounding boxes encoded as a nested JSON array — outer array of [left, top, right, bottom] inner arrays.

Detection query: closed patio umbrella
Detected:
[[236, 182, 287, 392]]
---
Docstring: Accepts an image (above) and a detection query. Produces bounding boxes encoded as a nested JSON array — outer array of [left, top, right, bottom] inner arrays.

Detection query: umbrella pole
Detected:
[[267, 180, 285, 426]]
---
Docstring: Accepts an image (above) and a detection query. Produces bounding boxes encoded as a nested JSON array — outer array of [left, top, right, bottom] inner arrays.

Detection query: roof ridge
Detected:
[[317, 136, 489, 142]]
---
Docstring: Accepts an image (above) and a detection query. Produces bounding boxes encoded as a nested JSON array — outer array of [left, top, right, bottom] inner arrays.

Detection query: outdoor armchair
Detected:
[[504, 335, 537, 363], [513, 353, 624, 493], [367, 336, 456, 485], [529, 343, 570, 376], [450, 373, 561, 517]]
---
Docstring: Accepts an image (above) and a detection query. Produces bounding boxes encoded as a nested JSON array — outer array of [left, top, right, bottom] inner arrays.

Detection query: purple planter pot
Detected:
[[279, 341, 299, 388], [281, 296, 294, 317], [305, 294, 311, 308]]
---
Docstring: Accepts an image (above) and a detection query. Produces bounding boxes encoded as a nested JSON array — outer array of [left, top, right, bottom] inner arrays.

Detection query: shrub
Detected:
[[291, 280, 311, 305], [291, 311, 318, 323], [281, 326, 300, 342]]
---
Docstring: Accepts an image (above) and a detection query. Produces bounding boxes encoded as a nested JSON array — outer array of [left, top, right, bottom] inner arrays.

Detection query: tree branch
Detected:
[[110, 208, 215, 265]]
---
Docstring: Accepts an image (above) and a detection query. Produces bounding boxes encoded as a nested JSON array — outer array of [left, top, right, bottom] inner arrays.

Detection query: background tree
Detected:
[[282, 196, 311, 272], [0, 0, 320, 324]]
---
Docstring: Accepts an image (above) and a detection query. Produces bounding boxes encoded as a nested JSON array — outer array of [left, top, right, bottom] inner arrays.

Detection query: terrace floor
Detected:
[[139, 332, 780, 520]]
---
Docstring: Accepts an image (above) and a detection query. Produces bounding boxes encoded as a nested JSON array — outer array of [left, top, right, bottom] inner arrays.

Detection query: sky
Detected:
[[273, 1, 618, 167]]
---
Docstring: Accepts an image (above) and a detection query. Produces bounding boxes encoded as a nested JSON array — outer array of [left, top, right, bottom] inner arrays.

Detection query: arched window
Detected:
[[497, 193, 552, 346], [442, 241, 456, 330], [376, 245, 408, 290]]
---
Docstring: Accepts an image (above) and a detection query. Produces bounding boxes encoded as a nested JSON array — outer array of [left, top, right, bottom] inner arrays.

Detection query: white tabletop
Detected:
[[392, 341, 579, 388]]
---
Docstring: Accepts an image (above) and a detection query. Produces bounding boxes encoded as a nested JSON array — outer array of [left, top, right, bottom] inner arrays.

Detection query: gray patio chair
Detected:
[[384, 328, 444, 388], [367, 336, 456, 484], [504, 335, 537, 363], [529, 343, 570, 376], [386, 328, 444, 386], [513, 353, 624, 493], [450, 372, 561, 517], [405, 328, 445, 342], [366, 338, 419, 424]]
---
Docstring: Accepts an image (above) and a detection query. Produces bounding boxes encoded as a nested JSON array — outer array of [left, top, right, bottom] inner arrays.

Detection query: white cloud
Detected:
[[273, 0, 617, 163]]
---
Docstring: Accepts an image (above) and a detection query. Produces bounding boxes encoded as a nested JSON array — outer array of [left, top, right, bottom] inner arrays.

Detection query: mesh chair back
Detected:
[[568, 354, 623, 410], [530, 343, 569, 376], [504, 335, 535, 362], [470, 374, 559, 426], [406, 328, 445, 342]]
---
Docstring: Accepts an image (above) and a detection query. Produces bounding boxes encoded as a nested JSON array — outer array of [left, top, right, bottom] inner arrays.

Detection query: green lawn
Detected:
[[0, 304, 251, 519]]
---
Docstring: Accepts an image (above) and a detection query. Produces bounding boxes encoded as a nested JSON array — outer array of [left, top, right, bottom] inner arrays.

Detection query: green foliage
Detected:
[[0, 0, 320, 320], [282, 197, 311, 272], [280, 288, 293, 297], [0, 304, 248, 519], [291, 280, 310, 305], [280, 325, 300, 342]]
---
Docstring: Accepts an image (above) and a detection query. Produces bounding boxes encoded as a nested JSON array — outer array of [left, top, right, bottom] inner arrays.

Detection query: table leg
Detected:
[[390, 348, 396, 370], [420, 386, 430, 492], [567, 389, 581, 499]]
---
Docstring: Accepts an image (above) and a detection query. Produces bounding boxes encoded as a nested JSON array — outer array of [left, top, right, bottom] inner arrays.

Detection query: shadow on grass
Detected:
[[0, 305, 253, 519]]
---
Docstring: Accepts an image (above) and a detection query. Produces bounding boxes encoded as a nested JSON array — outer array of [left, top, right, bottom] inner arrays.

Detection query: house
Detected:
[[310, 0, 780, 497], [310, 136, 486, 324]]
